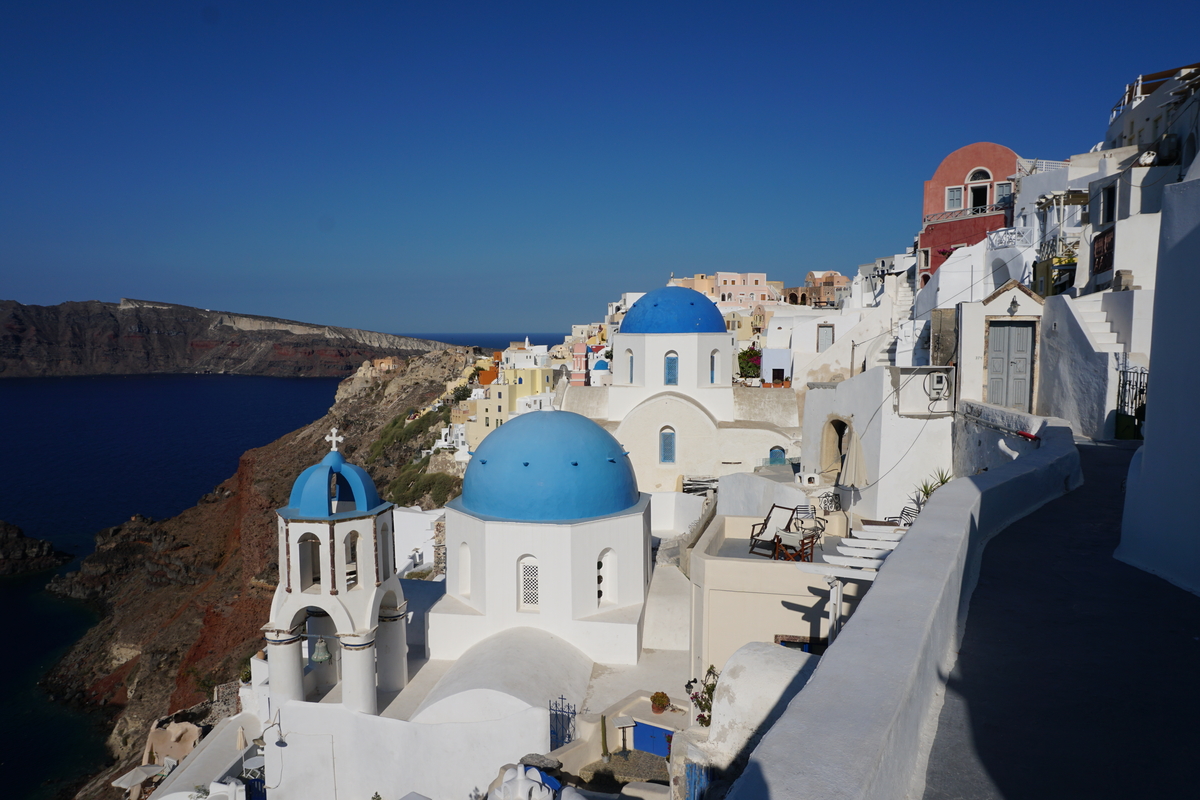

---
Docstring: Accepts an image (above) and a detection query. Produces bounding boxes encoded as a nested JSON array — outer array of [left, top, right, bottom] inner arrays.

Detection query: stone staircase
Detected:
[[1071, 295, 1123, 353]]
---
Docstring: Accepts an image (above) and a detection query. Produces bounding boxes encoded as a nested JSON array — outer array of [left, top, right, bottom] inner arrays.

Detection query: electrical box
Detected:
[[928, 372, 949, 401]]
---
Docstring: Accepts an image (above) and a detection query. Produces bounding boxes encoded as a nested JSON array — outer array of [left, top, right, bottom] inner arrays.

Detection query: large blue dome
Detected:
[[286, 450, 384, 519], [460, 410, 640, 522], [620, 286, 726, 334]]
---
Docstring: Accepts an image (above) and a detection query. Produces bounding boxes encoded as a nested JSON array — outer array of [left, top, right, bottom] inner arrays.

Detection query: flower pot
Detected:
[[652, 705, 666, 715]]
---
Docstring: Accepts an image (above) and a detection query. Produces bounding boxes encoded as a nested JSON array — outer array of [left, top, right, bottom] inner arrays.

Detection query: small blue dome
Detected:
[[286, 450, 384, 518], [461, 410, 639, 522], [593, 360, 609, 371], [620, 286, 726, 334]]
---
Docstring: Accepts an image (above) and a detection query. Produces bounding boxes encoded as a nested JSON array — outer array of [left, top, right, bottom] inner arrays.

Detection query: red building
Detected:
[[916, 142, 1020, 285]]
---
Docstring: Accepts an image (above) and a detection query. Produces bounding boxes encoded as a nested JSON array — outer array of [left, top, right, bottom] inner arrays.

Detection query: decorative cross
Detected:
[[325, 427, 345, 452]]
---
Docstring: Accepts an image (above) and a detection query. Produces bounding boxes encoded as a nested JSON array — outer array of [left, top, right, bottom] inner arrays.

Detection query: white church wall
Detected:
[[558, 385, 609, 418], [1117, 175, 1200, 595], [430, 499, 650, 664], [267, 701, 547, 800], [606, 331, 737, 422]]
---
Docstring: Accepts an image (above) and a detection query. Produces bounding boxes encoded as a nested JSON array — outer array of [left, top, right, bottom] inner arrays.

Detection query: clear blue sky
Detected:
[[3, 2, 1198, 334]]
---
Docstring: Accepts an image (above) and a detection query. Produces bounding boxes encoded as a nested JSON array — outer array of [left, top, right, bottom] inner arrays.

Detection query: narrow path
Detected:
[[923, 442, 1200, 799]]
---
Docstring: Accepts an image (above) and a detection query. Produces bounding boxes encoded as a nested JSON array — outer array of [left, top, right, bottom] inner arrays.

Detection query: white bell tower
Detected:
[[262, 428, 408, 715]]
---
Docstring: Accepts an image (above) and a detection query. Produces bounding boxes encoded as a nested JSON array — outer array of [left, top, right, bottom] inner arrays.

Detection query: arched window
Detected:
[[800, 293, 808, 306], [458, 542, 471, 597], [660, 427, 676, 464], [626, 349, 634, 384], [597, 548, 617, 607], [345, 531, 361, 589], [518, 555, 539, 611], [968, 168, 991, 182], [664, 351, 679, 385], [769, 446, 787, 465], [298, 533, 322, 592], [710, 350, 718, 384]]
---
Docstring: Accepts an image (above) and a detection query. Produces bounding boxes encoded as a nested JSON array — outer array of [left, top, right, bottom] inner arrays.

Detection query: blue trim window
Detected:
[[710, 351, 717, 384], [628, 351, 634, 384], [664, 353, 679, 385], [660, 428, 676, 463]]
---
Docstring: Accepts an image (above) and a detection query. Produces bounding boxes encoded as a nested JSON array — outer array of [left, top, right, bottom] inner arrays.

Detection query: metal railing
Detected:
[[1017, 158, 1069, 175], [923, 200, 1012, 224], [986, 227, 1034, 249]]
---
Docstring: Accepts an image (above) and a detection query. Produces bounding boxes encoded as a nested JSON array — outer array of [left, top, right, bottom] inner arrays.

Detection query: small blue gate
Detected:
[[685, 763, 711, 800], [549, 695, 576, 750], [633, 723, 672, 757]]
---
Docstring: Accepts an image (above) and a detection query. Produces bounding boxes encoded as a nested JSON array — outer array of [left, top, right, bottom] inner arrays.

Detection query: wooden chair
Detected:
[[774, 529, 821, 562], [748, 504, 799, 558]]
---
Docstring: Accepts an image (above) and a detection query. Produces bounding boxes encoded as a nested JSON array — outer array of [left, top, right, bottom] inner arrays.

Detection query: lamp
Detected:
[[310, 637, 332, 664], [1008, 297, 1020, 316]]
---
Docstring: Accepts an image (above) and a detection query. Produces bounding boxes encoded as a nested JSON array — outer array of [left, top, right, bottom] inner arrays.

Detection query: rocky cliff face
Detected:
[[43, 347, 475, 799], [0, 520, 71, 576], [0, 298, 451, 378]]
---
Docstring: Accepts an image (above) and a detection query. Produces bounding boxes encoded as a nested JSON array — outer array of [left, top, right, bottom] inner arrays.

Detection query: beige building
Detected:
[[670, 271, 782, 305], [804, 271, 852, 307]]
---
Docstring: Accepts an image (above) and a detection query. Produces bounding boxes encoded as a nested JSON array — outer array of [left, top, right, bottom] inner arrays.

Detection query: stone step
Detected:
[[1079, 311, 1107, 323], [1093, 331, 1119, 344]]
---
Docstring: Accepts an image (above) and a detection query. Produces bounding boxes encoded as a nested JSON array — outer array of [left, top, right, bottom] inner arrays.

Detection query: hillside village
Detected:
[[120, 62, 1200, 800]]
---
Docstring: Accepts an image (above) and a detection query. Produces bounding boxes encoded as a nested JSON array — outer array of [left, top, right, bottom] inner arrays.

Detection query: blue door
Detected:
[[633, 723, 672, 757]]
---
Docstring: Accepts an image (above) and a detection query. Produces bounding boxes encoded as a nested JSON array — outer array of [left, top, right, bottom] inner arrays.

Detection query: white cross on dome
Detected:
[[325, 427, 345, 452]]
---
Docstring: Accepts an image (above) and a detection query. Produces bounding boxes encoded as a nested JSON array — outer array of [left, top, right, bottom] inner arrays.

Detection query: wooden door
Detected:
[[987, 321, 1034, 411]]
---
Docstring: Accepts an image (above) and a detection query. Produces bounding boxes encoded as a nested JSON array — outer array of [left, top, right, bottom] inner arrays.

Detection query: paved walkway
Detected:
[[923, 442, 1200, 800]]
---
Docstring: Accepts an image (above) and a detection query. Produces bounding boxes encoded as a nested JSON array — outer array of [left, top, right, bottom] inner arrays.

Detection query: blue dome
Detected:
[[460, 410, 640, 522], [620, 286, 726, 334], [286, 450, 384, 519], [593, 360, 609, 371]]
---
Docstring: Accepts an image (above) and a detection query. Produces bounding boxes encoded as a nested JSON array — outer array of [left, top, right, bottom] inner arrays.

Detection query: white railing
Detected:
[[986, 227, 1034, 250], [1017, 158, 1069, 175]]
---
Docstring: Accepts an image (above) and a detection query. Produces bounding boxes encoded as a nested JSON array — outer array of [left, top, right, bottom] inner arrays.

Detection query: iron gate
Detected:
[[1116, 363, 1148, 438], [549, 695, 576, 750]]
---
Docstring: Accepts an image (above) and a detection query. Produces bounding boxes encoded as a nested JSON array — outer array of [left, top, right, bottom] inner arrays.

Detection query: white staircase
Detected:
[[1071, 295, 1123, 353], [873, 274, 916, 367]]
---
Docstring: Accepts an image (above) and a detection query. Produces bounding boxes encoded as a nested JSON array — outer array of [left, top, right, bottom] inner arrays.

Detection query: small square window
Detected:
[[946, 187, 963, 211]]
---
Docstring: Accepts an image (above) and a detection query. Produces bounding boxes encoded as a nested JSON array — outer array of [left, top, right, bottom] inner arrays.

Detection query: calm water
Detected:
[[0, 375, 342, 800]]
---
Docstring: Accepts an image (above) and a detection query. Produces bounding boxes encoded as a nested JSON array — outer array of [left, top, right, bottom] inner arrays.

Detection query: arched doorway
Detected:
[[800, 293, 808, 306]]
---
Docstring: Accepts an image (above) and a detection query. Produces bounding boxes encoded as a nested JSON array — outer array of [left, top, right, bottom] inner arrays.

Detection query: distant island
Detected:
[[0, 298, 452, 378]]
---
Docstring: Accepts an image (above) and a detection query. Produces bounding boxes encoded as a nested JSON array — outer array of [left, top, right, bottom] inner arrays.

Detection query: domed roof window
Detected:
[[461, 410, 639, 522], [621, 287, 726, 334], [968, 169, 991, 182], [286, 428, 384, 518]]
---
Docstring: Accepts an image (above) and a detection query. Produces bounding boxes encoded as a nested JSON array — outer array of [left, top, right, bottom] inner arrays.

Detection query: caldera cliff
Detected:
[[44, 346, 477, 799], [0, 298, 451, 378]]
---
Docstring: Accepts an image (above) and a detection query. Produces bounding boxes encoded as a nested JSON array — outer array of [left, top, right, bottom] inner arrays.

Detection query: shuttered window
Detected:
[[664, 353, 679, 385], [660, 428, 676, 463]]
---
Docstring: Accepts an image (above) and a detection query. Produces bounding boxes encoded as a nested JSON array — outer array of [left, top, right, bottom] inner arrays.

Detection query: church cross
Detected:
[[325, 427, 345, 452]]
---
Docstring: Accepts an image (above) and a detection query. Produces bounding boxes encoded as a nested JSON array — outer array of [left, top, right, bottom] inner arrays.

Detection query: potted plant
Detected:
[[650, 691, 670, 715]]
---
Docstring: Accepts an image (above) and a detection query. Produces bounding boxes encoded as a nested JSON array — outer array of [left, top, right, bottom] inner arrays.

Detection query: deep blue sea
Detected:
[[0, 375, 342, 800]]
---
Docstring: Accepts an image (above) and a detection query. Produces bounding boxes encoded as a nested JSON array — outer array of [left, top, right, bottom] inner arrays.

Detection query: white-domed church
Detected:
[[428, 409, 651, 664], [562, 285, 800, 490], [231, 413, 690, 800]]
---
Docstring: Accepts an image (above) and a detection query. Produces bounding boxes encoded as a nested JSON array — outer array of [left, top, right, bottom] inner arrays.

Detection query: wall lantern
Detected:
[[1007, 297, 1020, 316]]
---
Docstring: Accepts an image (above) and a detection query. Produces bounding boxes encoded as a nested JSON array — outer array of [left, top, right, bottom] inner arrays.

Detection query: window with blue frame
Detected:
[[626, 350, 634, 384], [664, 352, 679, 385], [660, 427, 676, 463], [710, 350, 718, 383]]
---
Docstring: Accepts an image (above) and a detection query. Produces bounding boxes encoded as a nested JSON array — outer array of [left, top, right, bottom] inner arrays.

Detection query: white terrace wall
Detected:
[[1036, 295, 1119, 440], [726, 408, 1082, 800]]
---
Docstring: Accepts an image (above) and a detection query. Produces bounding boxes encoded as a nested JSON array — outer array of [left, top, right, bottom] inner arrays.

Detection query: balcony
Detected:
[[1037, 232, 1081, 263], [986, 227, 1034, 250], [923, 199, 1012, 225]]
